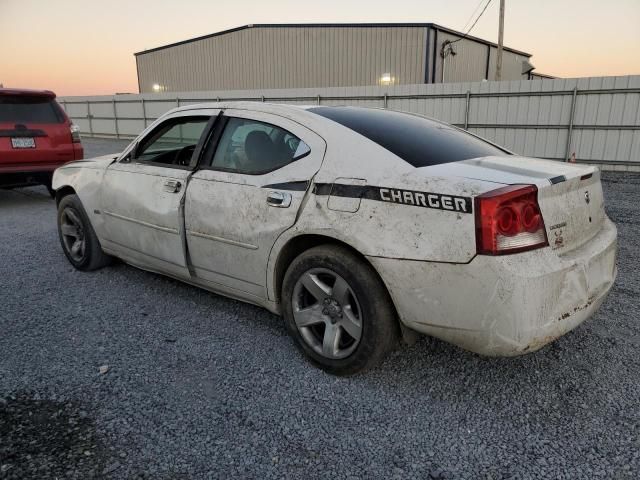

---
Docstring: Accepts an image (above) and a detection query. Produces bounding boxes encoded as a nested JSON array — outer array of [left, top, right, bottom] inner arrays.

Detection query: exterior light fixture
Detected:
[[152, 83, 162, 92], [379, 73, 395, 86]]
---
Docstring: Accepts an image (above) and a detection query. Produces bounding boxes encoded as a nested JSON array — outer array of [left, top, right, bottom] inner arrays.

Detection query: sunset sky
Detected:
[[1, 0, 639, 96]]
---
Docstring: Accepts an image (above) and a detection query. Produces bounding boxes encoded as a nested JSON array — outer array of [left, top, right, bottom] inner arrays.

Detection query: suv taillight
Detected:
[[70, 123, 81, 143], [475, 184, 548, 255]]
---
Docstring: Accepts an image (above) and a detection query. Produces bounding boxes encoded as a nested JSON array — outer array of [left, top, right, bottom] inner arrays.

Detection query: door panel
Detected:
[[101, 163, 192, 277], [185, 110, 326, 297], [100, 111, 218, 278]]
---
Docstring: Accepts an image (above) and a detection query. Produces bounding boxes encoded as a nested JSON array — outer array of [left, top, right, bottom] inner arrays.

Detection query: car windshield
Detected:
[[309, 106, 508, 167], [0, 95, 64, 124]]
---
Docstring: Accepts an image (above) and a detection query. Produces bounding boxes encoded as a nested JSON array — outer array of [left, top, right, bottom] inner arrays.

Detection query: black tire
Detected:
[[45, 174, 55, 198], [282, 244, 399, 375], [57, 194, 112, 271]]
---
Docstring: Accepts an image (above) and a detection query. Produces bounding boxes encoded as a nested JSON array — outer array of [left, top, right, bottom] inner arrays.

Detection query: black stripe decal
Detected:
[[313, 183, 333, 196], [313, 183, 472, 214], [262, 181, 309, 191], [549, 175, 566, 184]]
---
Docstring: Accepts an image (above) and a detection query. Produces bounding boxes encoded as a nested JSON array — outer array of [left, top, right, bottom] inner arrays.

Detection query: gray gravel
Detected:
[[1, 138, 639, 479]]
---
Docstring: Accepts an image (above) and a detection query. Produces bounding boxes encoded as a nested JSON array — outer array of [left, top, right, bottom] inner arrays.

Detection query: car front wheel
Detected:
[[282, 244, 399, 375], [57, 194, 111, 271]]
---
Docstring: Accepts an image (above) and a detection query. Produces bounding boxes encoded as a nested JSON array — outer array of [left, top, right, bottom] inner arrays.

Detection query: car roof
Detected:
[[169, 101, 326, 126], [170, 101, 447, 132], [171, 101, 305, 112], [170, 100, 437, 119], [169, 101, 415, 125], [0, 88, 56, 98]]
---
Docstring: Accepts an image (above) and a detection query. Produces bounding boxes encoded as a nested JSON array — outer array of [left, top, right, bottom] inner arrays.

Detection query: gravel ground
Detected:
[[1, 138, 639, 479]]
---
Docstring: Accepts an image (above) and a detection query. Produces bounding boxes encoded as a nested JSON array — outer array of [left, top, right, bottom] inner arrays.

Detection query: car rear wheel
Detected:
[[282, 244, 399, 375], [57, 194, 111, 271]]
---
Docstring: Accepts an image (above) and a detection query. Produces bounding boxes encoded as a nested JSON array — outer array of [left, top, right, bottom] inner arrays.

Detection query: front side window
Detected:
[[210, 117, 310, 174], [135, 116, 209, 166]]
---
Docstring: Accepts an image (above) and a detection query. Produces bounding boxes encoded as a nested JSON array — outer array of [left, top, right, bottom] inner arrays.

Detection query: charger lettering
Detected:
[[378, 188, 470, 213]]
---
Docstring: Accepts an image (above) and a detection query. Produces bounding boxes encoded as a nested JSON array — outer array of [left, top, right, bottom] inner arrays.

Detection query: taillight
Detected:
[[70, 123, 81, 143], [475, 184, 548, 255]]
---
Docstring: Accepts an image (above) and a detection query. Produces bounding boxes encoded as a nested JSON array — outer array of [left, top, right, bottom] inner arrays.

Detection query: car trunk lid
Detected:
[[426, 155, 604, 253]]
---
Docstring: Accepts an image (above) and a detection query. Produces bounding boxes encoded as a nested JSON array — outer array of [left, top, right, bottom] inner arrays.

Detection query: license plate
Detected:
[[11, 137, 36, 149]]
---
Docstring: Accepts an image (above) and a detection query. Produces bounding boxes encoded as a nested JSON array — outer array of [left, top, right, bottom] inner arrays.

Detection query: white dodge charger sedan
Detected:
[[53, 102, 617, 374]]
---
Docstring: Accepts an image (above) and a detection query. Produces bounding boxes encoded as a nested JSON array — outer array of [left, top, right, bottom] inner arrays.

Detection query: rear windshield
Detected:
[[0, 96, 64, 124], [309, 106, 508, 167]]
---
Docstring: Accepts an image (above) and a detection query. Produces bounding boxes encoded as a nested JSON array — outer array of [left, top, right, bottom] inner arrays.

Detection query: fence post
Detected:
[[141, 98, 147, 129], [464, 90, 471, 130], [564, 86, 578, 162], [86, 101, 93, 137], [261, 95, 265, 102], [112, 99, 119, 139], [384, 93, 388, 108], [317, 95, 321, 105]]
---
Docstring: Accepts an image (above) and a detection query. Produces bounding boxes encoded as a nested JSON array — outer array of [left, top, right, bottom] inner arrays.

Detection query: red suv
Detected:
[[0, 88, 83, 195]]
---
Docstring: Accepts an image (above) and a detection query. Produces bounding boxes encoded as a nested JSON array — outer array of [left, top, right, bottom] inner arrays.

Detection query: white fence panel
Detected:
[[59, 75, 640, 167]]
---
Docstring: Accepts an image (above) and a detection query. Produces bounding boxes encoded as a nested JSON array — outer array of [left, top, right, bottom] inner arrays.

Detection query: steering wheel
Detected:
[[173, 145, 195, 166]]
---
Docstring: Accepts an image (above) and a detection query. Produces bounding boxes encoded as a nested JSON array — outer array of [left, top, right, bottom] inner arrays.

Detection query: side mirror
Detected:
[[121, 141, 138, 163]]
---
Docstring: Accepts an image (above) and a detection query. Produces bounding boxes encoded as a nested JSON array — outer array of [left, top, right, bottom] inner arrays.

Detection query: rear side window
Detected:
[[309, 106, 508, 167], [209, 117, 311, 174], [0, 96, 64, 124]]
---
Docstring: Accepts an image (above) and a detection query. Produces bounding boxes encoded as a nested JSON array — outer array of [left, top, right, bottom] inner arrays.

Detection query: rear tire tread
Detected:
[[282, 244, 399, 375]]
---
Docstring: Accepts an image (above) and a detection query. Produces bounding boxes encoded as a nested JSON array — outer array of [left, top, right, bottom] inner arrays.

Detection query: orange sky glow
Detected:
[[1, 0, 639, 96]]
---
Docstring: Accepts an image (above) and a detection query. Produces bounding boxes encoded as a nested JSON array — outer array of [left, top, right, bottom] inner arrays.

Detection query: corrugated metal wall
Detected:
[[137, 26, 428, 93], [487, 47, 530, 81], [60, 75, 640, 170], [426, 28, 530, 83], [430, 31, 488, 83]]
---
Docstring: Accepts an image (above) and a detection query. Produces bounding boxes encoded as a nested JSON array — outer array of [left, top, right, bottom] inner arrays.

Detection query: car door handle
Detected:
[[163, 179, 182, 193], [266, 191, 292, 208]]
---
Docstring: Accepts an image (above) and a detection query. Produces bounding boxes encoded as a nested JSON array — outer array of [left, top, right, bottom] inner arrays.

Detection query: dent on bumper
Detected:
[[368, 217, 618, 356]]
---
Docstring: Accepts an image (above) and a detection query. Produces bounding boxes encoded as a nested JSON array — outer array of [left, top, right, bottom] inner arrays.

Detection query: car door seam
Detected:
[[181, 111, 223, 278]]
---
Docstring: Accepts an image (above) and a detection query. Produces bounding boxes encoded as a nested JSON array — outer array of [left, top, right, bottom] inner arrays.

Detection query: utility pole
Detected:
[[495, 0, 505, 81]]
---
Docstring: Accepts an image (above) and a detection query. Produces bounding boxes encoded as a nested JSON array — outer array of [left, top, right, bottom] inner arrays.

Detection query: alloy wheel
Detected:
[[292, 268, 363, 359], [60, 207, 86, 262]]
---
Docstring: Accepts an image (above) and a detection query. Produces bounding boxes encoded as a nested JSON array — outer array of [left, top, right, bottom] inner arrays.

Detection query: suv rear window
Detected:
[[0, 96, 64, 124], [309, 106, 508, 167]]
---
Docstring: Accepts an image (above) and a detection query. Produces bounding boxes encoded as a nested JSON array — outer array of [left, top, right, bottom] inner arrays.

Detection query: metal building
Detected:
[[135, 23, 544, 94]]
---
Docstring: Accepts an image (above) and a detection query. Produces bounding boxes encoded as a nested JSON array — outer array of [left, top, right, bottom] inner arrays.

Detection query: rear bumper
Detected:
[[0, 161, 69, 174], [0, 151, 82, 187], [368, 216, 618, 356], [0, 143, 83, 176], [0, 169, 57, 188]]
